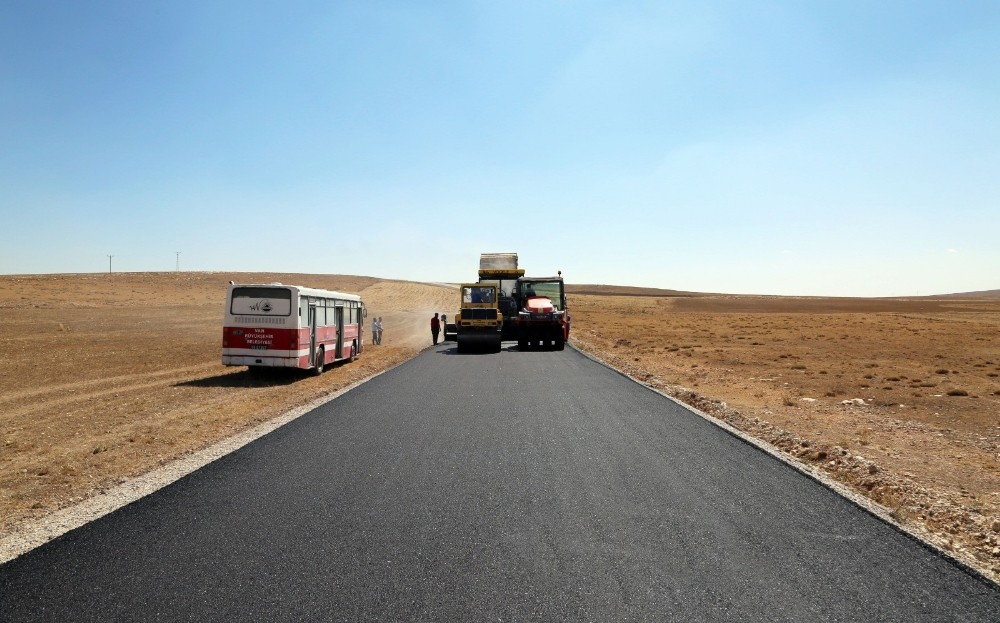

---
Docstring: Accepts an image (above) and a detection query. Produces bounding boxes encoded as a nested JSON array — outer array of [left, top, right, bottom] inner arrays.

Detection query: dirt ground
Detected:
[[2, 273, 999, 583]]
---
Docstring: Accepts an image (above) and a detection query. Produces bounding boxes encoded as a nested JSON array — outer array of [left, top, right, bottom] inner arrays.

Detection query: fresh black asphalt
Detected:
[[2, 344, 999, 621]]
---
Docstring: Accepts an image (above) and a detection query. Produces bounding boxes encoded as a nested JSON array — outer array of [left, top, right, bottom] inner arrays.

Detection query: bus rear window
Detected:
[[230, 287, 293, 316]]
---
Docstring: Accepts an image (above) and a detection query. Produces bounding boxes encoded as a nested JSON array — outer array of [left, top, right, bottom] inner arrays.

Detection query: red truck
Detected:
[[515, 273, 569, 351]]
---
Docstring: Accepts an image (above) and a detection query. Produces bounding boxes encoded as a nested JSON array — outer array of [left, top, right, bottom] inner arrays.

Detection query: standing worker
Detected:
[[372, 316, 379, 345], [430, 312, 441, 345]]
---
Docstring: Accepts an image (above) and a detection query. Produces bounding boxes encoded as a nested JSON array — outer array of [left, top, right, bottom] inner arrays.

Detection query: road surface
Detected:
[[1, 344, 998, 621]]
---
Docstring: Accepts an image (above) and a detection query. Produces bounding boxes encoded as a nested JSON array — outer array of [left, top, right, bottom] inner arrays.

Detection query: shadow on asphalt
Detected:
[[437, 342, 560, 355]]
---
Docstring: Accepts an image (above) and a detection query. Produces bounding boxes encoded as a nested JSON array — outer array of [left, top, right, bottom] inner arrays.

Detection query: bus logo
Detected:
[[249, 300, 274, 313]]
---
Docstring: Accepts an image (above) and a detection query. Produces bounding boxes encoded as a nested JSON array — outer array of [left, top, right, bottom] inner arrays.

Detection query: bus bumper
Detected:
[[222, 354, 301, 368]]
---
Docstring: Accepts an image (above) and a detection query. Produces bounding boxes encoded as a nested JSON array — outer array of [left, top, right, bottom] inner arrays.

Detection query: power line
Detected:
[[107, 254, 113, 275], [176, 251, 180, 272]]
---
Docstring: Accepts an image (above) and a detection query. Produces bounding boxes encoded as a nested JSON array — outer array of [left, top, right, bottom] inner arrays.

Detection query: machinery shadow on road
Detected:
[[436, 342, 520, 355]]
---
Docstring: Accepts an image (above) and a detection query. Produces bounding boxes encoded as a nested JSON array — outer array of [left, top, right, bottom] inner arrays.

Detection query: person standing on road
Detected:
[[376, 317, 384, 345], [371, 316, 379, 345], [430, 313, 441, 345]]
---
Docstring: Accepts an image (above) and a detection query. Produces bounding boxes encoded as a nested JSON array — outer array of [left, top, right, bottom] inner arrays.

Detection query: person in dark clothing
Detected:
[[430, 312, 441, 345]]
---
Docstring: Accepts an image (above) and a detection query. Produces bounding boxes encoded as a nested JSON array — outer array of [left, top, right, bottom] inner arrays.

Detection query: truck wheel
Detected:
[[349, 340, 358, 362], [555, 334, 565, 351]]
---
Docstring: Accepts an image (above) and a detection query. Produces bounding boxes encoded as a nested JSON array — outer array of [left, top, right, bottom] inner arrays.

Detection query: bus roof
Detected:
[[229, 283, 362, 303]]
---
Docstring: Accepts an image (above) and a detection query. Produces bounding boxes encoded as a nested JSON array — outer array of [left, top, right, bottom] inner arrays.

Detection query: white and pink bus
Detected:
[[222, 283, 365, 374]]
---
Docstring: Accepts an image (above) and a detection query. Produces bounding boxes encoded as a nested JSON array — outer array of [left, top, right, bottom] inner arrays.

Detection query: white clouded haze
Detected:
[[2, 1, 997, 295]]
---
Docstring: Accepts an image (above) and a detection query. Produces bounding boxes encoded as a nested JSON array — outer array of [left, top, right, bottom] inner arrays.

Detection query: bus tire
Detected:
[[313, 347, 325, 375], [350, 340, 358, 362]]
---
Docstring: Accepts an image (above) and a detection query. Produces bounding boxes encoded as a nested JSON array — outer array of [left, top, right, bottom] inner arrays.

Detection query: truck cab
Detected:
[[515, 275, 569, 350]]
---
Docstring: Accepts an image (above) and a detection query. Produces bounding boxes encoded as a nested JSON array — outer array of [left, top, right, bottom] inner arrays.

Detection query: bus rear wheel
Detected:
[[313, 347, 325, 375]]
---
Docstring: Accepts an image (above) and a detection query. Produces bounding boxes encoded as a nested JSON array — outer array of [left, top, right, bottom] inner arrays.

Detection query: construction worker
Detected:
[[430, 312, 441, 345]]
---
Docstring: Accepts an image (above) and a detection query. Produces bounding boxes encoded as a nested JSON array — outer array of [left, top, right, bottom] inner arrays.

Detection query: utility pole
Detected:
[[107, 254, 113, 275], [176, 251, 180, 272]]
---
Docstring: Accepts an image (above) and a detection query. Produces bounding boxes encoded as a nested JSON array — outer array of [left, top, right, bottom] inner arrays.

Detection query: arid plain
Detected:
[[1, 272, 999, 582]]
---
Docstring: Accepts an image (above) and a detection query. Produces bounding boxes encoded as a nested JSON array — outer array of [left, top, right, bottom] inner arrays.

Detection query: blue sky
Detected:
[[2, 1, 997, 296]]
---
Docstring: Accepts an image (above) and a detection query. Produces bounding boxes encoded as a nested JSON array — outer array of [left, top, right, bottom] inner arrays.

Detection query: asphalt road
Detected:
[[2, 344, 999, 622]]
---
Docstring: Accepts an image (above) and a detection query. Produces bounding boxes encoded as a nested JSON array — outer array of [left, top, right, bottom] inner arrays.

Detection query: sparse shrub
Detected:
[[857, 427, 873, 445], [947, 389, 969, 397], [889, 503, 913, 524], [935, 368, 949, 375]]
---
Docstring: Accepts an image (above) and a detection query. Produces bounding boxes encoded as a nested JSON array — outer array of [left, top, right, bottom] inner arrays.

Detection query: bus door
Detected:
[[335, 306, 345, 359], [308, 304, 318, 366], [360, 304, 366, 353]]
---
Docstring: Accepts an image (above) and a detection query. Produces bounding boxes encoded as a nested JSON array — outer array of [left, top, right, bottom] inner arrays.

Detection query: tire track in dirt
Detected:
[[0, 364, 222, 409], [0, 365, 229, 425]]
